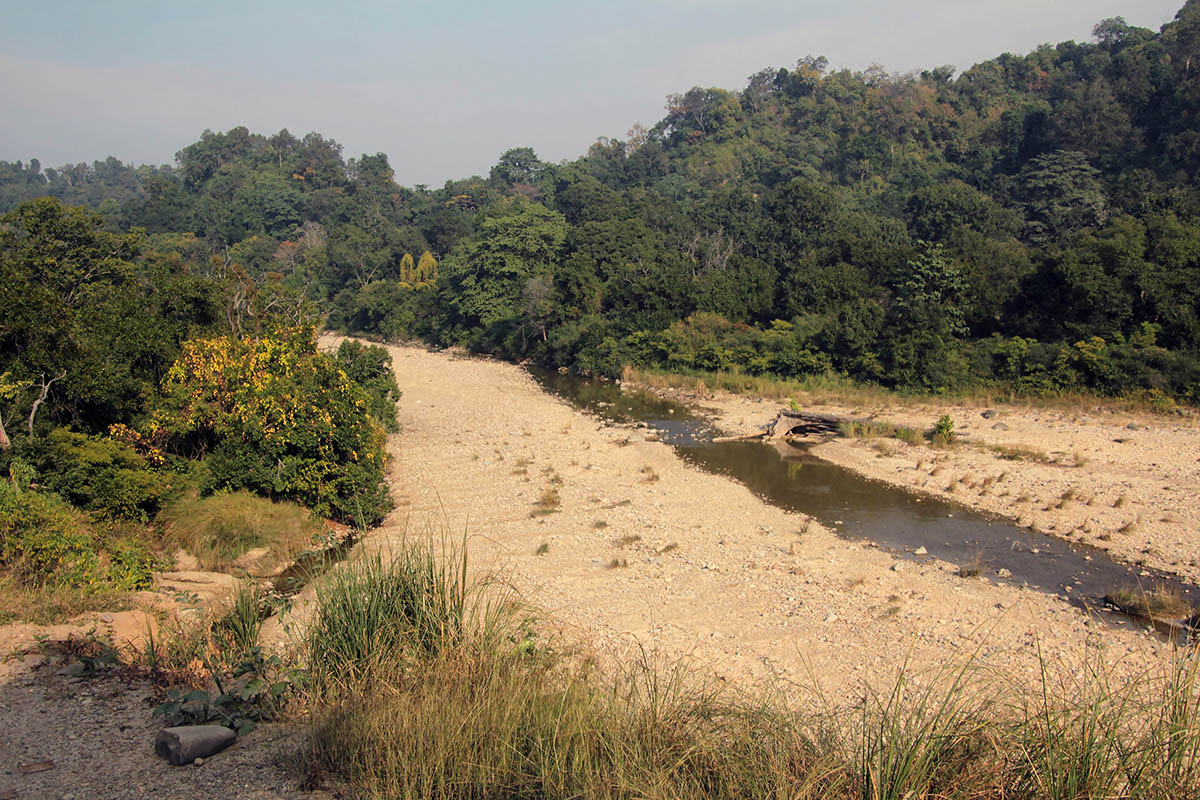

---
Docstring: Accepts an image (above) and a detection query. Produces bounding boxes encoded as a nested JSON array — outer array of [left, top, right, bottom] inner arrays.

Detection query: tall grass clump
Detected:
[[161, 490, 322, 571], [304, 540, 515, 697]]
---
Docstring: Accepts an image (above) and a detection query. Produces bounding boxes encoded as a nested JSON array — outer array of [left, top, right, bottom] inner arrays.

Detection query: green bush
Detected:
[[0, 480, 98, 587], [26, 428, 167, 520], [133, 327, 393, 525], [334, 339, 402, 432]]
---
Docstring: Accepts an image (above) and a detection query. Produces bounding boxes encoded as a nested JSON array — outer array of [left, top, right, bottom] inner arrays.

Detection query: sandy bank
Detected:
[[682, 386, 1200, 587]]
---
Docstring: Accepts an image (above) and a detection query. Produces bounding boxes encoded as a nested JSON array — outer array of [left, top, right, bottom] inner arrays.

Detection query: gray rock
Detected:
[[981, 409, 998, 419], [155, 725, 236, 766], [991, 422, 1010, 431], [1126, 422, 1141, 431]]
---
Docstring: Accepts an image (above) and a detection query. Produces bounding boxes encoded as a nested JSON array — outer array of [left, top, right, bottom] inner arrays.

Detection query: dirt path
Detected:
[[358, 344, 1168, 700], [682, 387, 1200, 586]]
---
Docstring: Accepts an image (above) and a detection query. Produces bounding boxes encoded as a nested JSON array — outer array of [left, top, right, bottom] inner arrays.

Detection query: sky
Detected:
[[0, 0, 1186, 187]]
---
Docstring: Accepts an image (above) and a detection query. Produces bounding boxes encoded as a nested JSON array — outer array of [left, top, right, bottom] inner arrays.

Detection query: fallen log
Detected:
[[714, 409, 874, 444]]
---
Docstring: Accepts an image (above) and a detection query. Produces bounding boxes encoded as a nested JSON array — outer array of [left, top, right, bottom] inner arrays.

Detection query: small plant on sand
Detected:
[[531, 485, 561, 516], [640, 465, 660, 483], [606, 557, 628, 569], [592, 520, 609, 529], [956, 553, 986, 578], [929, 415, 955, 447], [534, 542, 549, 556], [614, 535, 642, 548]]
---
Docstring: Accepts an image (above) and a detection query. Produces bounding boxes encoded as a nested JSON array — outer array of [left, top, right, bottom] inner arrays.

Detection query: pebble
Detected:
[[823, 613, 838, 623], [914, 546, 928, 556]]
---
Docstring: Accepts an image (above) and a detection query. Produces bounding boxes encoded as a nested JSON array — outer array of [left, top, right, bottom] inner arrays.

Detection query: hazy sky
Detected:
[[0, 0, 1185, 186]]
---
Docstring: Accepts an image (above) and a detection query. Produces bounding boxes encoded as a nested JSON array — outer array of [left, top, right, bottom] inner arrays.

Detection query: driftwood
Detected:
[[714, 409, 865, 444]]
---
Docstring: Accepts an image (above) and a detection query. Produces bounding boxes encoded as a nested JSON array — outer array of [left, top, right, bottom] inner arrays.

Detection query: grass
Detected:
[[301, 539, 1200, 799], [991, 444, 1055, 464], [0, 575, 135, 625], [1105, 584, 1192, 619], [640, 465, 660, 483], [623, 364, 1198, 418], [531, 485, 562, 516], [160, 490, 322, 571], [956, 553, 986, 578]]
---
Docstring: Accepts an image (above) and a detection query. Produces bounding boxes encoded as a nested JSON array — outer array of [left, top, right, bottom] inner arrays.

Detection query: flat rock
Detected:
[[981, 409, 998, 419], [154, 725, 236, 766], [991, 422, 1010, 431]]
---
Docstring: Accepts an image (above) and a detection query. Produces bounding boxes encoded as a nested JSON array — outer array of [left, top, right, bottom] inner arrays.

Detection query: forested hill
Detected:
[[5, 2, 1200, 401]]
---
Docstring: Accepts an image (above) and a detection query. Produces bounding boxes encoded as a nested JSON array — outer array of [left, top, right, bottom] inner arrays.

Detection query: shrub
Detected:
[[130, 327, 392, 525], [930, 415, 955, 446], [334, 340, 402, 432], [25, 427, 166, 520], [0, 480, 97, 587]]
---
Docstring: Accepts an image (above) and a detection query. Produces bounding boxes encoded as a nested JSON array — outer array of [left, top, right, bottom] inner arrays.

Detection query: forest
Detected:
[[5, 5, 1200, 406], [4, 2, 1200, 597]]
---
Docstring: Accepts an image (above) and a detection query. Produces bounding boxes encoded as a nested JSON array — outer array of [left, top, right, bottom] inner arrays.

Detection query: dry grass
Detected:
[[532, 485, 562, 516], [160, 491, 322, 572], [301, 539, 1200, 800], [991, 444, 1054, 464], [956, 553, 986, 579], [1105, 584, 1192, 619], [0, 576, 135, 626]]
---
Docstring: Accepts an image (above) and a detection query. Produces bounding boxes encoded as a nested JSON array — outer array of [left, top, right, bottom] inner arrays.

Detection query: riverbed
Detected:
[[361, 344, 1169, 698]]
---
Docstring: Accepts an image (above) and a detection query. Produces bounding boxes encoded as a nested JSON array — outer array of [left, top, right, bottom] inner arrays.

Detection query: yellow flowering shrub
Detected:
[[134, 327, 391, 525]]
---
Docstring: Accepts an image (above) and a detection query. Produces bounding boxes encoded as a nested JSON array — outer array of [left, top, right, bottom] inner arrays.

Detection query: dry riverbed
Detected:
[[363, 344, 1170, 701], [1, 344, 1192, 798]]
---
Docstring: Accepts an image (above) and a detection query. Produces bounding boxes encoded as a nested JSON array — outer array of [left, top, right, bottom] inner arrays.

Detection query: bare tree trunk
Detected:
[[0, 415, 10, 452], [27, 371, 65, 437]]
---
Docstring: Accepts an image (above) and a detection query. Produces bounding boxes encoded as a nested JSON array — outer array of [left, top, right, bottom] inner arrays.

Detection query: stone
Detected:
[[154, 725, 236, 766], [996, 568, 1013, 579], [913, 546, 928, 556], [1127, 422, 1141, 431], [981, 409, 999, 419], [991, 422, 1010, 431], [890, 561, 905, 572]]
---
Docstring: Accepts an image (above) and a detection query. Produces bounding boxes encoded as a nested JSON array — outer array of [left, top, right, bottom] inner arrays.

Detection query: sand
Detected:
[[360, 343, 1171, 699]]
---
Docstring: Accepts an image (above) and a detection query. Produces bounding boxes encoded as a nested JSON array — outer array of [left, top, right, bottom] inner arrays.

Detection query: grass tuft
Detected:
[[161, 491, 322, 571]]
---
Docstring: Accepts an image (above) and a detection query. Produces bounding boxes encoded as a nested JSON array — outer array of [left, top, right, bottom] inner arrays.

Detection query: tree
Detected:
[[441, 200, 568, 335]]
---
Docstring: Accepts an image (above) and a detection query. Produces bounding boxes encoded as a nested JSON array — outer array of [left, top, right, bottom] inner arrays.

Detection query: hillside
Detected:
[[3, 2, 1200, 400]]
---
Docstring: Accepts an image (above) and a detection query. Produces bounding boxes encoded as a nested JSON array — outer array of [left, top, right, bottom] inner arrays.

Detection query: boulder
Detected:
[[155, 725, 236, 766]]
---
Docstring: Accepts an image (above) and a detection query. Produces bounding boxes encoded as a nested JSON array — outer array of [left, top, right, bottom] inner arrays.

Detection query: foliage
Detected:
[[333, 339, 401, 432], [3, 6, 1200, 490], [153, 645, 299, 736], [0, 479, 98, 587], [23, 428, 167, 520], [133, 327, 392, 524]]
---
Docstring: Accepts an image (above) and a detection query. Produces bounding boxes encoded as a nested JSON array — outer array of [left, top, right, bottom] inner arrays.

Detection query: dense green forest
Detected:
[[5, 4, 1200, 479]]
